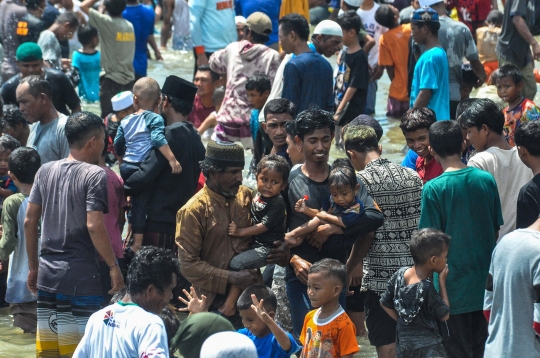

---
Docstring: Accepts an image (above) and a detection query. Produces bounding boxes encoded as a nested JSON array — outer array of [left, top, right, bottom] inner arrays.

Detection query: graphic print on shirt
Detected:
[[103, 310, 120, 328], [334, 52, 350, 107]]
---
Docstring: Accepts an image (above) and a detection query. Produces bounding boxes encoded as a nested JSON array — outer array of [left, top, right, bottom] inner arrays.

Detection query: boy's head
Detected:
[[487, 68, 499, 86], [278, 14, 310, 54], [328, 164, 359, 208], [348, 114, 383, 141], [111, 91, 135, 120], [461, 63, 479, 100], [284, 120, 303, 166], [256, 154, 290, 198], [212, 86, 226, 110], [496, 64, 523, 104], [104, 0, 127, 17], [515, 121, 540, 168], [8, 147, 40, 186], [237, 285, 277, 338], [336, 10, 362, 46], [245, 73, 271, 110], [455, 98, 477, 148], [375, 4, 400, 29], [343, 125, 380, 171], [0, 135, 21, 177], [341, 0, 361, 11], [400, 107, 436, 159], [486, 9, 503, 27], [78, 24, 99, 48], [295, 109, 335, 164], [263, 98, 295, 150], [307, 259, 347, 308], [410, 228, 450, 274], [159, 306, 181, 356], [457, 98, 504, 152], [1, 104, 28, 142], [411, 7, 440, 45], [54, 11, 79, 41], [132, 77, 161, 112], [428, 120, 464, 160], [331, 157, 354, 171]]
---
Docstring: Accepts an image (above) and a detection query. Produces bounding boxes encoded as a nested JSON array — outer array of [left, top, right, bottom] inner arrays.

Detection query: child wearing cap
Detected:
[[105, 91, 135, 165]]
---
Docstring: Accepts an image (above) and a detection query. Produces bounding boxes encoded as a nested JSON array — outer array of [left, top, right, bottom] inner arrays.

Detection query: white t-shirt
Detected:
[[357, 3, 387, 69], [73, 302, 169, 358], [468, 146, 533, 239]]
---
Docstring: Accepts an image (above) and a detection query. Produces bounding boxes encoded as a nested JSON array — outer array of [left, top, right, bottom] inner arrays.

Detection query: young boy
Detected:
[[458, 98, 533, 238], [114, 77, 181, 254], [419, 120, 503, 357], [0, 147, 40, 331], [246, 73, 271, 144], [497, 64, 540, 146], [1, 104, 30, 146], [0, 135, 20, 210], [380, 228, 450, 358], [515, 121, 540, 229], [196, 86, 225, 139], [72, 24, 101, 103], [476, 10, 503, 80], [105, 91, 136, 165], [375, 4, 412, 118], [300, 258, 359, 358], [400, 107, 442, 183]]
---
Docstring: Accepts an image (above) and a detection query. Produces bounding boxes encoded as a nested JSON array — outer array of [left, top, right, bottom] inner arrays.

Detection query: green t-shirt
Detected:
[[419, 166, 503, 315]]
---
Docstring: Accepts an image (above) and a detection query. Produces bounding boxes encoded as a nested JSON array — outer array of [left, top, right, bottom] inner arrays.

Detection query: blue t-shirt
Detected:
[[322, 197, 365, 228], [72, 50, 101, 102], [409, 47, 450, 121], [238, 328, 300, 358], [235, 0, 281, 46], [122, 4, 155, 76]]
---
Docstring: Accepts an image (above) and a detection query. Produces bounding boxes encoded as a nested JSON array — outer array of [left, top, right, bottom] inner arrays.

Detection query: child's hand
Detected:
[[229, 221, 238, 236], [178, 286, 207, 314], [284, 233, 297, 246], [169, 159, 182, 174], [251, 294, 272, 324], [295, 198, 307, 213], [439, 264, 449, 283]]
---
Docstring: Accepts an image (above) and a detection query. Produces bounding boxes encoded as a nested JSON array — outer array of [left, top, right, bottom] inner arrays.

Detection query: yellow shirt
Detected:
[[279, 0, 309, 22]]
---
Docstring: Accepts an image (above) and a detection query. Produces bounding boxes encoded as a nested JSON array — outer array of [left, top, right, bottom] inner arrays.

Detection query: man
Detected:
[[18, 0, 47, 44], [210, 12, 280, 149], [37, 11, 79, 70], [189, 0, 236, 70], [176, 140, 289, 326], [16, 76, 71, 164], [125, 75, 205, 255], [343, 124, 423, 358], [280, 13, 334, 114], [122, 0, 162, 79], [25, 111, 124, 357], [2, 42, 81, 116], [496, 0, 539, 101], [73, 247, 178, 357], [80, 0, 136, 117], [235, 0, 282, 49], [0, 0, 27, 82], [188, 65, 220, 131]]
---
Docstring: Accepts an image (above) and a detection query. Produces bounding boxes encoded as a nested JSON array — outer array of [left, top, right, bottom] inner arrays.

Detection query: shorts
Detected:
[[364, 289, 397, 347], [397, 341, 446, 358], [11, 301, 37, 333], [387, 97, 410, 118], [441, 310, 487, 358], [346, 285, 366, 312]]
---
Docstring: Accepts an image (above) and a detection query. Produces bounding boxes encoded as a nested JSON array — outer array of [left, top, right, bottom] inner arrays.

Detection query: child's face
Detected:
[[404, 128, 431, 159], [341, 28, 356, 47], [432, 246, 449, 274], [239, 308, 271, 338], [256, 167, 286, 198], [0, 150, 11, 176], [246, 89, 269, 110], [465, 125, 488, 152], [329, 184, 358, 208], [307, 272, 342, 308], [496, 76, 523, 104]]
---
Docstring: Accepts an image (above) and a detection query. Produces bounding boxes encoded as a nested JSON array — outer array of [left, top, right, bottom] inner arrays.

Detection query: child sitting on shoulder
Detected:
[[380, 228, 450, 358]]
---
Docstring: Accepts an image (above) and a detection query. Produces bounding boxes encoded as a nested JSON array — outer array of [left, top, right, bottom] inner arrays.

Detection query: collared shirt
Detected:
[[176, 184, 252, 307]]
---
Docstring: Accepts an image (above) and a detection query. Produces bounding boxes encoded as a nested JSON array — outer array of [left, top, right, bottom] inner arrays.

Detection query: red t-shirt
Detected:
[[187, 95, 215, 128], [416, 156, 443, 184]]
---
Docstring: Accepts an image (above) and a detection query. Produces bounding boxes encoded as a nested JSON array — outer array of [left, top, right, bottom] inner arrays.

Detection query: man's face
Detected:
[[213, 167, 244, 198], [263, 112, 293, 148], [236, 23, 245, 41], [147, 274, 177, 314], [193, 70, 216, 97], [16, 83, 45, 123], [466, 126, 488, 152], [411, 23, 427, 45], [18, 60, 43, 78], [404, 128, 431, 159], [278, 25, 294, 54], [315, 34, 342, 58], [301, 128, 333, 164], [246, 89, 268, 110]]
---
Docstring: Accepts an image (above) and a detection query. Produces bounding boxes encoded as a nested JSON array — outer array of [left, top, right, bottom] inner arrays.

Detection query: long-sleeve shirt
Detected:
[[189, 0, 236, 54], [176, 185, 252, 307]]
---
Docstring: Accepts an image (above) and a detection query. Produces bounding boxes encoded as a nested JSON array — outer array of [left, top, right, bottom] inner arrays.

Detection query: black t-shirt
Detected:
[[18, 13, 46, 44], [340, 49, 369, 125], [1, 68, 80, 116], [251, 192, 286, 248], [516, 174, 540, 229]]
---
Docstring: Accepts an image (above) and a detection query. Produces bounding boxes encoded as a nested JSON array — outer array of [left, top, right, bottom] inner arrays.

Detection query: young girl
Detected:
[[380, 228, 450, 358]]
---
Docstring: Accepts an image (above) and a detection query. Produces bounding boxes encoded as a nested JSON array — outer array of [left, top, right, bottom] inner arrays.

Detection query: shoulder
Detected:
[[3, 193, 25, 210], [288, 166, 303, 183], [45, 67, 70, 81]]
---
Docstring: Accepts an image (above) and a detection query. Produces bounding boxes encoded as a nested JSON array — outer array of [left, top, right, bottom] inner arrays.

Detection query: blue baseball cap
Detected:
[[411, 7, 439, 23]]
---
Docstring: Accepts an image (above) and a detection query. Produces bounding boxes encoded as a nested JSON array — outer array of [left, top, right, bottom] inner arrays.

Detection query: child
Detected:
[[375, 4, 412, 118], [300, 258, 359, 358], [497, 64, 540, 146], [400, 107, 443, 183], [72, 25, 101, 103], [222, 154, 289, 316], [476, 10, 503, 80], [455, 98, 476, 164], [1, 104, 30, 146], [105, 91, 136, 166], [159, 306, 181, 358], [114, 77, 181, 255], [380, 228, 450, 358], [246, 73, 271, 144], [0, 135, 20, 211], [285, 164, 364, 246], [197, 86, 225, 139], [0, 147, 40, 331]]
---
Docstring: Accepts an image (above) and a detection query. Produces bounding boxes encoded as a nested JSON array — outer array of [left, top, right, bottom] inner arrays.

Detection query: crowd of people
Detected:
[[0, 0, 538, 357]]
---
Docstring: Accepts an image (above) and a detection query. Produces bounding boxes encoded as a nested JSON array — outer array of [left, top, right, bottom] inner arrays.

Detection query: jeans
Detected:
[[229, 246, 272, 270]]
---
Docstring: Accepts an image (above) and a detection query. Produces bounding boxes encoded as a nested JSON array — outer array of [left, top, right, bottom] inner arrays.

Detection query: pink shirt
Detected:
[[102, 166, 127, 259], [187, 95, 215, 128]]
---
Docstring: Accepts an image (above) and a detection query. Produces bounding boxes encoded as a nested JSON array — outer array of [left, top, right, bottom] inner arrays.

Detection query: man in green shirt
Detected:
[[419, 120, 503, 358]]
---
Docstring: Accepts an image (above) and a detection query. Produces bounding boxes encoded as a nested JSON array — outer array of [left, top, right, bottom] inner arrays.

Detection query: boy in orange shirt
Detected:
[[476, 10, 502, 80], [375, 4, 411, 118]]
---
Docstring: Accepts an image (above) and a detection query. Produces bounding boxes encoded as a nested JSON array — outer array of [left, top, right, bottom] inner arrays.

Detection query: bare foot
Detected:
[[218, 302, 236, 317]]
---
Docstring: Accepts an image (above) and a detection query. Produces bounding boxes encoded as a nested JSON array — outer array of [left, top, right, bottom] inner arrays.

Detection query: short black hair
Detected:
[[337, 10, 362, 33], [412, 21, 440, 36], [264, 98, 296, 121], [167, 95, 193, 116], [308, 258, 346, 288], [284, 120, 297, 138], [343, 125, 379, 153], [348, 114, 383, 140], [486, 9, 503, 26], [375, 5, 395, 29], [328, 165, 358, 191], [295, 108, 335, 140], [127, 247, 181, 296], [462, 63, 479, 86], [455, 98, 478, 121], [429, 120, 464, 158], [78, 25, 98, 46], [257, 153, 290, 183], [65, 111, 105, 149], [25, 0, 44, 10], [457, 98, 504, 134], [331, 158, 354, 171], [497, 64, 522, 85], [1, 104, 28, 131], [19, 76, 52, 99], [410, 228, 450, 265], [0, 134, 21, 153], [197, 65, 220, 83], [400, 107, 437, 133], [237, 284, 277, 312], [159, 306, 181, 349], [515, 121, 540, 156], [55, 11, 79, 27], [8, 147, 40, 184], [278, 13, 310, 41], [245, 73, 271, 95], [104, 0, 126, 16]]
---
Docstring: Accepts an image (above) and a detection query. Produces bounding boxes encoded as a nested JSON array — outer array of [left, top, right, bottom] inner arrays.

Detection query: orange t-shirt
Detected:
[[299, 307, 358, 358], [378, 24, 411, 102]]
